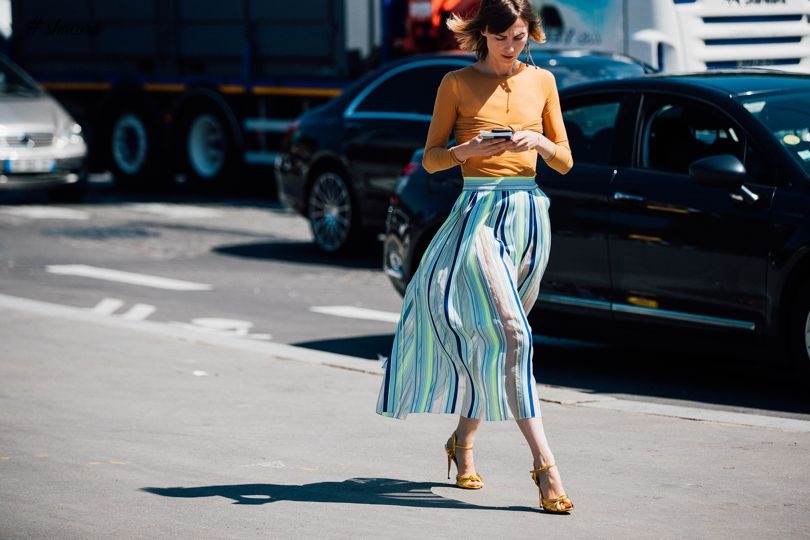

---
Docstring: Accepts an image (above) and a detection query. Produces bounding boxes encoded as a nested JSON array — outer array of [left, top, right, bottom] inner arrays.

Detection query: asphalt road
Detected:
[[1, 178, 808, 423], [3, 292, 808, 539]]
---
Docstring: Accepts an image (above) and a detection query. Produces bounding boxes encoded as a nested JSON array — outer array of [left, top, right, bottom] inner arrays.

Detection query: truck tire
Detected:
[[307, 169, 359, 254], [788, 282, 810, 374], [179, 104, 238, 188], [108, 109, 164, 189]]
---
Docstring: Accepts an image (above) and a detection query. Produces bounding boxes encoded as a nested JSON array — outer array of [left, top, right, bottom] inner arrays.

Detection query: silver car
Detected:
[[0, 53, 87, 201]]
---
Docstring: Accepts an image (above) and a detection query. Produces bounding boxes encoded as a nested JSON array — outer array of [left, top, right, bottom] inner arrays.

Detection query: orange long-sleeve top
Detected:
[[423, 63, 573, 177]]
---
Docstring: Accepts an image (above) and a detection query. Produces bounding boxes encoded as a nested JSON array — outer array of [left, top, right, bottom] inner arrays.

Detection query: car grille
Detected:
[[1, 132, 54, 148]]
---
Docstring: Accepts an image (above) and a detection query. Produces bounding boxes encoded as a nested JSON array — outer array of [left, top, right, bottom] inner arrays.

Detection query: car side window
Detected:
[[353, 64, 458, 116], [562, 100, 621, 165], [642, 101, 744, 175]]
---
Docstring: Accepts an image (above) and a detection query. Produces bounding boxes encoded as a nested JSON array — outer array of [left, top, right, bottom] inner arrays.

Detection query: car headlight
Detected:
[[55, 123, 84, 149]]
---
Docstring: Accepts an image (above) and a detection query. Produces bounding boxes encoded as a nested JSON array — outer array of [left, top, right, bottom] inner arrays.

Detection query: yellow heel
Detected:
[[444, 432, 483, 489], [530, 463, 574, 514]]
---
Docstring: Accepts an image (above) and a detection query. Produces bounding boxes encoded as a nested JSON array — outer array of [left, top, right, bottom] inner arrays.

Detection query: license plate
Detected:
[[5, 158, 56, 173]]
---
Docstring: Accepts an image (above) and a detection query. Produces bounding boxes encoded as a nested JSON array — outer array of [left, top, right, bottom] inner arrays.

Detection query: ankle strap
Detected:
[[450, 432, 473, 450], [531, 462, 556, 474]]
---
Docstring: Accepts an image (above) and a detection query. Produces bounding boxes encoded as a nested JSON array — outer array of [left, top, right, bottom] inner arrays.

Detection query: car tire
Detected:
[[179, 103, 238, 189], [307, 169, 358, 254], [107, 108, 166, 190], [788, 282, 810, 374]]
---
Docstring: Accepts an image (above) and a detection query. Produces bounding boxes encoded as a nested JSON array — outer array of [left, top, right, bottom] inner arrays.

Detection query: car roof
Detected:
[[320, 49, 654, 112], [387, 48, 652, 69], [562, 70, 810, 99], [333, 49, 653, 100]]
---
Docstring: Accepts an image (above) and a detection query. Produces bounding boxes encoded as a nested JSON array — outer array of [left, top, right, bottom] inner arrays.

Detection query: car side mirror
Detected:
[[689, 154, 760, 205], [689, 154, 746, 188]]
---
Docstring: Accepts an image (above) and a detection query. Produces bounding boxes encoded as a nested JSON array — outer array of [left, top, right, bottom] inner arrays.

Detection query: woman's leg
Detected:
[[450, 415, 482, 477], [517, 416, 568, 500]]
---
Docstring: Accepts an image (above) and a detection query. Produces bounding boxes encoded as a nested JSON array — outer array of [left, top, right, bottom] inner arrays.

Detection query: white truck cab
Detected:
[[537, 0, 810, 73]]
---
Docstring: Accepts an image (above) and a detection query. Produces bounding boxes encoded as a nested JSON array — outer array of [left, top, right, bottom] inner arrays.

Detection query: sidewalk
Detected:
[[0, 294, 808, 539]]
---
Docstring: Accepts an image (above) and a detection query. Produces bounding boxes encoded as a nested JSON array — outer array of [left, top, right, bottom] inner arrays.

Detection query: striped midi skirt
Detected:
[[377, 177, 552, 421]]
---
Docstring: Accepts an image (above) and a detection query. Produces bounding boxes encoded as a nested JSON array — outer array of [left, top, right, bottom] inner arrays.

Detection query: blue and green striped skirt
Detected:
[[377, 177, 551, 421]]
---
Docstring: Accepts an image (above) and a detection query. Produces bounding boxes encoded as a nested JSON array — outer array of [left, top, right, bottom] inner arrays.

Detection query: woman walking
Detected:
[[376, 0, 574, 513]]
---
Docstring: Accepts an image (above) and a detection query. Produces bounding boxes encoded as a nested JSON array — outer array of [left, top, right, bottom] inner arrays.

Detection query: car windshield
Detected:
[[0, 54, 43, 97], [741, 90, 810, 175]]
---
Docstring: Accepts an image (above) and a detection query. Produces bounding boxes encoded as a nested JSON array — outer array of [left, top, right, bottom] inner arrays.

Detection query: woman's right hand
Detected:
[[452, 136, 512, 162]]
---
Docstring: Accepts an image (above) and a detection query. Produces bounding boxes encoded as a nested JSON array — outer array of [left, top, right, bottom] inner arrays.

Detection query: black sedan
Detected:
[[383, 71, 810, 371], [274, 50, 652, 253]]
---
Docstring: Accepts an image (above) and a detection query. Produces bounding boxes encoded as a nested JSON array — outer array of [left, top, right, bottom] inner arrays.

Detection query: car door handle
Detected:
[[613, 192, 646, 203], [730, 185, 760, 205]]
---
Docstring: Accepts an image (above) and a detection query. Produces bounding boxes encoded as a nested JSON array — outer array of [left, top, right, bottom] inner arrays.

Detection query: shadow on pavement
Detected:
[[294, 333, 395, 361], [294, 330, 809, 416], [0, 175, 281, 209], [214, 241, 383, 270], [534, 338, 810, 416], [141, 478, 537, 513]]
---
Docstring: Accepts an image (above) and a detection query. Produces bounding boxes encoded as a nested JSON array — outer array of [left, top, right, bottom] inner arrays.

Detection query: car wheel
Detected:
[[789, 282, 810, 373], [180, 104, 238, 188], [108, 109, 165, 189], [307, 170, 357, 253]]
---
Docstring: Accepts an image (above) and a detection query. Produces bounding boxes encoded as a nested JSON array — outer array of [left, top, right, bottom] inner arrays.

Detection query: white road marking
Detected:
[[90, 298, 154, 320], [310, 305, 400, 324], [46, 265, 212, 291], [120, 303, 156, 321], [0, 206, 89, 220], [191, 317, 254, 336], [192, 370, 209, 377], [0, 292, 378, 375], [169, 319, 272, 341], [125, 203, 223, 219], [91, 298, 124, 315]]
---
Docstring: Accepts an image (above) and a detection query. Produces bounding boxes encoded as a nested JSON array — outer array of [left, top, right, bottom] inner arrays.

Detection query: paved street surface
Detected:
[[1, 294, 809, 539]]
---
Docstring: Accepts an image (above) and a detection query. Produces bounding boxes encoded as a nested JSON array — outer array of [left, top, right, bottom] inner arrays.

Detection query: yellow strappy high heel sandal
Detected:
[[530, 463, 574, 514], [444, 432, 483, 489]]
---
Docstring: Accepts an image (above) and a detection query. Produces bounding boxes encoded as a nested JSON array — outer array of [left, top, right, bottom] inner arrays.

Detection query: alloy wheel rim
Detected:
[[187, 114, 225, 178], [308, 172, 351, 252], [112, 113, 147, 176]]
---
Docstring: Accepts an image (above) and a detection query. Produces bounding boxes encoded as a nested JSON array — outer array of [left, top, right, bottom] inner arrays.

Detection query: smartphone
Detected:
[[480, 129, 514, 140]]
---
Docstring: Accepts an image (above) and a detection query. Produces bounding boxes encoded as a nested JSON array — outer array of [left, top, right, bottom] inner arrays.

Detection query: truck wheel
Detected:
[[109, 110, 164, 189], [180, 105, 237, 187], [788, 282, 810, 374], [307, 170, 358, 254]]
